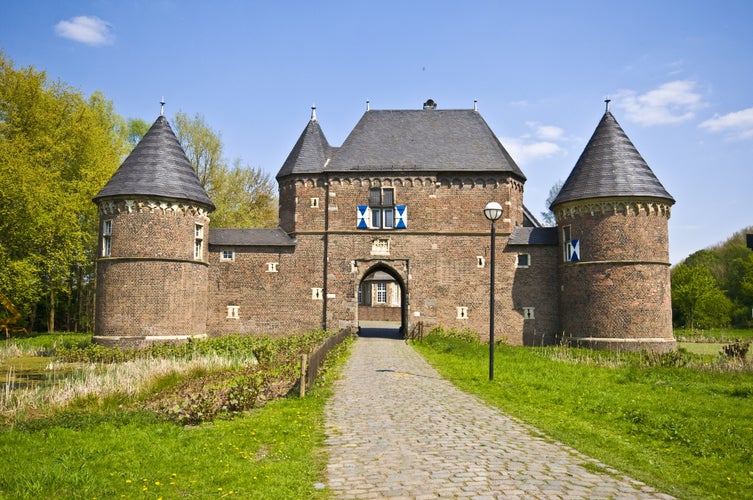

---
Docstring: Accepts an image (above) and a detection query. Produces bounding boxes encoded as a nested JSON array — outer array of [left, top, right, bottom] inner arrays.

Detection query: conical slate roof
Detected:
[[94, 115, 215, 210], [551, 111, 674, 208], [276, 115, 334, 179]]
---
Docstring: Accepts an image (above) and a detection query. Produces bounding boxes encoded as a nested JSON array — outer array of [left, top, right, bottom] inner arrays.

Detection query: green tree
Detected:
[[172, 112, 277, 228], [0, 52, 126, 331], [209, 159, 277, 228], [671, 263, 732, 329], [173, 111, 224, 188], [126, 117, 150, 148]]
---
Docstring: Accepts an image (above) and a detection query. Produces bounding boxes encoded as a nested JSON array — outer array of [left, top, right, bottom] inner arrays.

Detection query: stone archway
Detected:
[[356, 261, 408, 338]]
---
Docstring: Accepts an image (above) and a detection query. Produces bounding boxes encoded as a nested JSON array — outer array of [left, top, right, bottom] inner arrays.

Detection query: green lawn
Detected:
[[413, 334, 753, 500]]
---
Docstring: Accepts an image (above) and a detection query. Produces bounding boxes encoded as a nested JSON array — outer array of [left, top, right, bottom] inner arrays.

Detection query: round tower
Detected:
[[551, 104, 676, 352], [92, 111, 215, 347]]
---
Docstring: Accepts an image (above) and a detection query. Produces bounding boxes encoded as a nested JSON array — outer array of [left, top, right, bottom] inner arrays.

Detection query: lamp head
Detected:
[[483, 201, 503, 222]]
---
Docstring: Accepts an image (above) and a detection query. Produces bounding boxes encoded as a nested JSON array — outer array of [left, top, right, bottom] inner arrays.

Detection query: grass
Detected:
[[0, 332, 353, 499], [674, 327, 753, 342], [412, 333, 753, 500]]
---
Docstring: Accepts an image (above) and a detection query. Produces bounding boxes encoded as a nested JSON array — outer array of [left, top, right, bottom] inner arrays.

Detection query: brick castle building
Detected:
[[93, 99, 676, 351]]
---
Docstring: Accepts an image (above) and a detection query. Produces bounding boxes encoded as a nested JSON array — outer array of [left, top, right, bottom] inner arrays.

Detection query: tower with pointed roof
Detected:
[[550, 105, 676, 351], [92, 112, 215, 346]]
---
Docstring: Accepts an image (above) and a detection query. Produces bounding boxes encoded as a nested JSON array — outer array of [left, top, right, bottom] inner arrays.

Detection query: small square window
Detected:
[[221, 249, 234, 262], [267, 262, 279, 272], [516, 254, 530, 268], [226, 305, 240, 319]]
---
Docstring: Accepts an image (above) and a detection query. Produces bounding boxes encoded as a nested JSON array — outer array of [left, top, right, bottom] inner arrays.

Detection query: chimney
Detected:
[[423, 99, 437, 110]]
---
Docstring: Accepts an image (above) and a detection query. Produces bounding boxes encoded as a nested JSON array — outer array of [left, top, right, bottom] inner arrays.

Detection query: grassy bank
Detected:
[[0, 332, 352, 499], [412, 332, 753, 500]]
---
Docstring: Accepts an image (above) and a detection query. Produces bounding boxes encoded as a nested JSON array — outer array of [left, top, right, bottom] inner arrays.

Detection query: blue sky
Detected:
[[2, 0, 752, 264]]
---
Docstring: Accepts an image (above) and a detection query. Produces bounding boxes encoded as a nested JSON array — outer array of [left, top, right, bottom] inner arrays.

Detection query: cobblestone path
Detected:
[[324, 334, 673, 499]]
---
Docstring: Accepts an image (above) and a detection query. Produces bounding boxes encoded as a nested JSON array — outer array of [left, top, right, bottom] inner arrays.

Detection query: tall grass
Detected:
[[1, 354, 242, 422]]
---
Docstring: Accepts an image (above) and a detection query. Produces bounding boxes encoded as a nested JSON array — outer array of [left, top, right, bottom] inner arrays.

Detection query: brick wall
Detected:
[[557, 200, 675, 351], [94, 200, 210, 342]]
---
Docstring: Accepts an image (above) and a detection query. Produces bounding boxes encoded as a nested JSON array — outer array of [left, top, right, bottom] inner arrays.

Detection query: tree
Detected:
[[539, 179, 563, 226], [209, 159, 277, 228], [173, 111, 224, 188], [126, 117, 150, 148], [0, 52, 127, 331], [671, 263, 732, 329], [172, 112, 278, 228]]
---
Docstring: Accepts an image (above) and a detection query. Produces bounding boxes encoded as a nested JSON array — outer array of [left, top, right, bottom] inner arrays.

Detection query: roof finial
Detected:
[[160, 96, 165, 116], [605, 97, 611, 113], [474, 99, 478, 112], [366, 99, 370, 111], [311, 103, 317, 121]]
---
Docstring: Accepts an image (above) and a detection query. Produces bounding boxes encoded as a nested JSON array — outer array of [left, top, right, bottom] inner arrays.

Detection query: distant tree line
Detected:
[[671, 227, 753, 330], [0, 53, 277, 333]]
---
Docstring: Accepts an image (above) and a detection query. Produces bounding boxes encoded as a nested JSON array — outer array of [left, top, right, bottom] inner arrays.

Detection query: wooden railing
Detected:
[[299, 329, 352, 396], [404, 321, 424, 343]]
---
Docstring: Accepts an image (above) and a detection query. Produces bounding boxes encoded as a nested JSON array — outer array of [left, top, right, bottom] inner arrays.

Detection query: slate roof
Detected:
[[551, 111, 673, 208], [208, 227, 295, 247], [276, 117, 335, 179], [277, 108, 525, 180], [94, 115, 215, 210], [508, 226, 558, 246]]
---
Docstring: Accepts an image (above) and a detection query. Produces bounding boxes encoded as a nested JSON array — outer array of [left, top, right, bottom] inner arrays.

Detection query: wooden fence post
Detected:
[[300, 354, 308, 397]]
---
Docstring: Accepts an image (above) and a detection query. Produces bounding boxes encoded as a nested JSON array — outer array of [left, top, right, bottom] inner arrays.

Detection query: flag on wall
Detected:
[[357, 206, 368, 229], [395, 205, 407, 229]]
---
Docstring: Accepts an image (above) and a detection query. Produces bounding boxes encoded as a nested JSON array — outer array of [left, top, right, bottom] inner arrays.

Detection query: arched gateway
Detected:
[[94, 100, 676, 351]]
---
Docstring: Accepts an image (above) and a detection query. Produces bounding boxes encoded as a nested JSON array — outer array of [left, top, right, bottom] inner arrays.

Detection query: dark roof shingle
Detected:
[[277, 117, 333, 179], [551, 111, 674, 208], [94, 115, 214, 209], [209, 228, 295, 247], [327, 109, 525, 178], [508, 227, 558, 246]]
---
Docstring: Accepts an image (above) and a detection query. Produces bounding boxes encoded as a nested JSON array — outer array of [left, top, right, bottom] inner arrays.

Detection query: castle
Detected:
[[92, 99, 676, 351]]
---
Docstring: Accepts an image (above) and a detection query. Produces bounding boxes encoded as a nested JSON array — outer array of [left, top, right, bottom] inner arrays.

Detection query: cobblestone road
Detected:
[[324, 334, 674, 499]]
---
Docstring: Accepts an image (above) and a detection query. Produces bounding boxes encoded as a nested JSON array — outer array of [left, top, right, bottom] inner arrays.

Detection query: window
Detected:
[[457, 306, 468, 319], [516, 254, 530, 268], [226, 305, 240, 319], [221, 249, 234, 262], [376, 282, 387, 304], [311, 288, 323, 300], [523, 307, 535, 319], [102, 220, 112, 257], [562, 225, 580, 262], [267, 262, 279, 272], [477, 256, 486, 268], [369, 188, 395, 229], [194, 224, 204, 260], [310, 197, 319, 208]]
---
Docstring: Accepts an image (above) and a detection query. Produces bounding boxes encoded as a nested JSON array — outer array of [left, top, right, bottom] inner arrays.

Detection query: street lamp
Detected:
[[483, 201, 503, 381]]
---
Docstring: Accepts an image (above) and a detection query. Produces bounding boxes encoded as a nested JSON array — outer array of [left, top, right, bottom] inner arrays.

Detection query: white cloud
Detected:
[[615, 80, 704, 126], [530, 123, 564, 141], [501, 137, 561, 165], [699, 107, 753, 140], [54, 16, 114, 46]]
